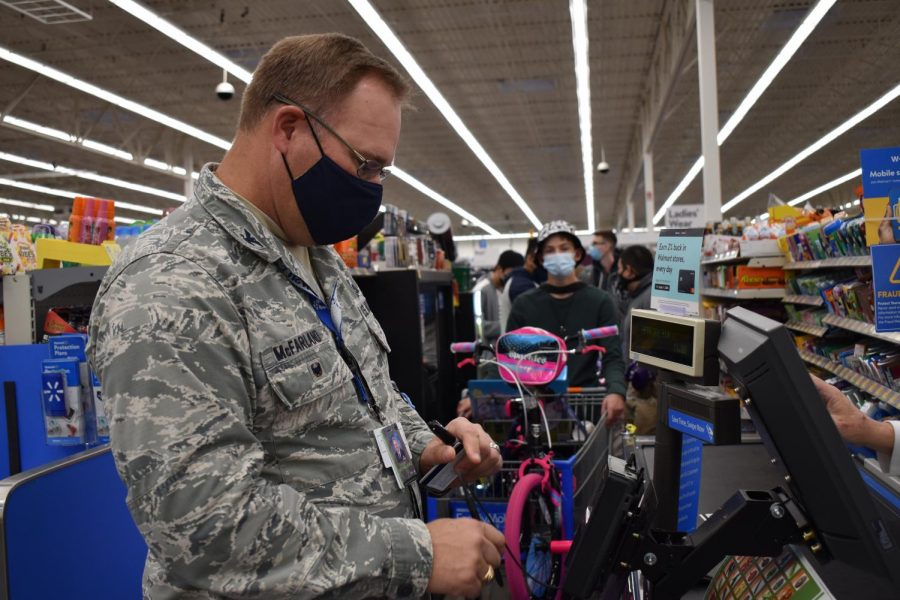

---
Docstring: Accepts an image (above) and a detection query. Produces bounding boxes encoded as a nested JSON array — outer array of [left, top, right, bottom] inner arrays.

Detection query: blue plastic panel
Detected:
[[0, 344, 83, 472], [3, 449, 146, 599]]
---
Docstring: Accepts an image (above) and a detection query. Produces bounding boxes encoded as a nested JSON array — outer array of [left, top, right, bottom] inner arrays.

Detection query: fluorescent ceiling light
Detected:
[[1, 115, 190, 178], [392, 168, 500, 235], [82, 139, 134, 161], [108, 0, 253, 84], [2, 115, 73, 142], [787, 169, 861, 206], [110, 0, 501, 233], [0, 177, 163, 215], [0, 44, 232, 150], [0, 197, 54, 211], [0, 150, 184, 202], [653, 0, 836, 224], [722, 81, 900, 213], [9, 10, 499, 234], [654, 157, 704, 223], [569, 0, 595, 231], [346, 0, 542, 230], [115, 216, 138, 225]]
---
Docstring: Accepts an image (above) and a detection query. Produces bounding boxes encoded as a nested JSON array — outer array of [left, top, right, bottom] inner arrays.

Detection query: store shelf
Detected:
[[785, 321, 828, 337], [783, 256, 871, 270], [701, 251, 742, 265], [798, 350, 900, 410], [701, 287, 786, 300], [782, 294, 824, 307], [821, 314, 900, 345], [35, 238, 119, 269]]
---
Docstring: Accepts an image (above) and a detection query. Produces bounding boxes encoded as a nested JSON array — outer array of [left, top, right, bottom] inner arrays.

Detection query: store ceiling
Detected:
[[0, 0, 898, 234]]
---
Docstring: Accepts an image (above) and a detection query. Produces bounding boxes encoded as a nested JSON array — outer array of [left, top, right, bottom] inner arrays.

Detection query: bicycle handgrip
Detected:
[[581, 325, 619, 341], [450, 341, 477, 354]]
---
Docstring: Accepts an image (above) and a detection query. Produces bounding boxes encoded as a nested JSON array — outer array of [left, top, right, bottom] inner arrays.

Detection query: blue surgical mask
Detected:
[[587, 246, 602, 261], [543, 252, 576, 277], [282, 152, 382, 246]]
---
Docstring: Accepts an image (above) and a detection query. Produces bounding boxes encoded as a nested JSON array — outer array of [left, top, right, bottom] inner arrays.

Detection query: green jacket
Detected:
[[506, 284, 626, 395], [88, 165, 433, 599]]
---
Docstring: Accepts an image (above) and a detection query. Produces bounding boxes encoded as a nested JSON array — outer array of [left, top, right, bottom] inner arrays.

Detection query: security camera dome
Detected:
[[215, 81, 235, 101], [596, 160, 610, 173]]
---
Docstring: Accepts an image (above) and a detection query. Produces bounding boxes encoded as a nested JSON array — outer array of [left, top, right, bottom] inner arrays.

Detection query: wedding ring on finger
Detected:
[[488, 442, 500, 452], [482, 565, 495, 583]]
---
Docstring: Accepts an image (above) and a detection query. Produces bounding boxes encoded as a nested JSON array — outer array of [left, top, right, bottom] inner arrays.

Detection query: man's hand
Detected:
[[419, 417, 502, 481], [457, 396, 473, 419], [426, 518, 504, 597], [604, 393, 626, 428], [811, 375, 894, 453]]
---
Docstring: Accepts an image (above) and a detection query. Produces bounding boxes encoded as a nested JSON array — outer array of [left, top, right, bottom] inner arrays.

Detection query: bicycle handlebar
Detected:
[[580, 325, 619, 342], [450, 341, 478, 354]]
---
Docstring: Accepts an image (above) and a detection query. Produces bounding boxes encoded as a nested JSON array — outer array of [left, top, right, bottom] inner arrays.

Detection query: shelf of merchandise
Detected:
[[783, 256, 871, 270], [701, 251, 742, 265], [798, 350, 900, 410], [785, 321, 828, 337], [701, 287, 786, 300], [821, 314, 900, 345], [782, 294, 824, 307]]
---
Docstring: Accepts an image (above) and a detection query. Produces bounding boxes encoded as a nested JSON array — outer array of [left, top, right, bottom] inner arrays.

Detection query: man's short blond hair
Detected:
[[238, 33, 411, 131]]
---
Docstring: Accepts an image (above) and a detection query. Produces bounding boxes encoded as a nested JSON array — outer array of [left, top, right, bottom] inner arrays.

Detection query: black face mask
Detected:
[[617, 272, 637, 291]]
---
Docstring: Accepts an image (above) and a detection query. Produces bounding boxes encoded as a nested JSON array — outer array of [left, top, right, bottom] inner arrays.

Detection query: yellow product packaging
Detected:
[[9, 225, 37, 272], [0, 235, 18, 275]]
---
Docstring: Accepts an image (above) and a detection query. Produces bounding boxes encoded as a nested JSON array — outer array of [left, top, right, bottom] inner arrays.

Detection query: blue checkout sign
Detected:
[[668, 408, 714, 532]]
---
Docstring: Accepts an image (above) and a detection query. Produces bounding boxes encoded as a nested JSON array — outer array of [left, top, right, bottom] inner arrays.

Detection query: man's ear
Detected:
[[271, 105, 307, 155]]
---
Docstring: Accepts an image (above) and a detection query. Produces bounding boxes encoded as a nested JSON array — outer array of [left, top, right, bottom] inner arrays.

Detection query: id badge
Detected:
[[373, 422, 417, 489]]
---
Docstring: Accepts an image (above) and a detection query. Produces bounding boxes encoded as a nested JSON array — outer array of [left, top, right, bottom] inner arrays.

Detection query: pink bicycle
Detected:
[[452, 324, 618, 600]]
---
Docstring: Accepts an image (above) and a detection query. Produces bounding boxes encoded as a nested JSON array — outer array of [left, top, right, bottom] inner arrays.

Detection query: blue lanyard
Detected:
[[279, 264, 380, 419]]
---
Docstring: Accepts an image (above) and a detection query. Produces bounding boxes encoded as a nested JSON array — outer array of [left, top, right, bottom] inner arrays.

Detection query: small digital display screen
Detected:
[[631, 315, 695, 367]]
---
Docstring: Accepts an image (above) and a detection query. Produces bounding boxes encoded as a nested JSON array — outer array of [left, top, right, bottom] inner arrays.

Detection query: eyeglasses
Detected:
[[272, 93, 391, 182]]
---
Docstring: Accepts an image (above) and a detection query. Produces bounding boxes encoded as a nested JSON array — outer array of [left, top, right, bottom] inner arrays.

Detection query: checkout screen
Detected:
[[631, 315, 695, 367]]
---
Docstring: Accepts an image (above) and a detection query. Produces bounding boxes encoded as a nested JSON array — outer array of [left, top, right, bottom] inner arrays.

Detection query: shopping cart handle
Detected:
[[550, 540, 572, 555]]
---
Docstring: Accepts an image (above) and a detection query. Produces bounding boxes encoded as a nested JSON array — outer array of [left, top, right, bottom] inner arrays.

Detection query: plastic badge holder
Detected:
[[41, 358, 85, 446]]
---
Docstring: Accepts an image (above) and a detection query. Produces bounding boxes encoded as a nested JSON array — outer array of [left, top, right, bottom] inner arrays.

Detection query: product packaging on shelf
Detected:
[[41, 357, 85, 446], [68, 196, 116, 246], [49, 333, 106, 443]]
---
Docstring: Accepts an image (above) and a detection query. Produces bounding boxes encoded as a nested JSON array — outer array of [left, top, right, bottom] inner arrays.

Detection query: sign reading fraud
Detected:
[[871, 243, 900, 333], [650, 228, 704, 317]]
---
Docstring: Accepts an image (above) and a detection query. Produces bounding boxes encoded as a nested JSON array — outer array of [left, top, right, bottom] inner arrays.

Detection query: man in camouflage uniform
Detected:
[[88, 34, 503, 599]]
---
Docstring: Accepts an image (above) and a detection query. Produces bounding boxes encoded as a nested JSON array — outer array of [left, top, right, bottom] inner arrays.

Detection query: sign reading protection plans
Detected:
[[650, 228, 704, 317]]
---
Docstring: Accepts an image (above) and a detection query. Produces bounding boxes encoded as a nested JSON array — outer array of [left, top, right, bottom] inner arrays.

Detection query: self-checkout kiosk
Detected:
[[563, 307, 900, 600]]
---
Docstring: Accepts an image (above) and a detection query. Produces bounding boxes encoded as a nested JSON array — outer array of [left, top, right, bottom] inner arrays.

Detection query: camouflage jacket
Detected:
[[88, 165, 434, 599]]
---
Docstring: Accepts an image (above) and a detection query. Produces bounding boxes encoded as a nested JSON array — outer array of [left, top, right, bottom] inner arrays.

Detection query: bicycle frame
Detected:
[[452, 325, 619, 600]]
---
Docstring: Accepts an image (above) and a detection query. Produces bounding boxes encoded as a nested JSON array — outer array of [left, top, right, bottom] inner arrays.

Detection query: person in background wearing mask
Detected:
[[475, 250, 524, 377], [616, 245, 657, 434], [88, 34, 504, 599], [589, 230, 622, 294], [506, 221, 626, 428], [498, 238, 547, 334]]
